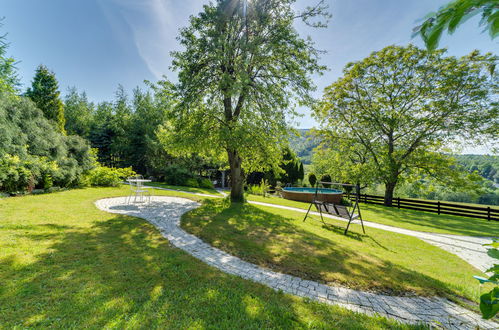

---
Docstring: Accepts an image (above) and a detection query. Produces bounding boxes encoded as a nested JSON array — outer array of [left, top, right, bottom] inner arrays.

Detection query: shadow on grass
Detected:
[[363, 204, 498, 237], [182, 199, 467, 299], [0, 210, 419, 329]]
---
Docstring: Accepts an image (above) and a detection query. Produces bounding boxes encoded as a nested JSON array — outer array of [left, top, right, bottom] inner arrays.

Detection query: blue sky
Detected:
[[1, 0, 497, 151]]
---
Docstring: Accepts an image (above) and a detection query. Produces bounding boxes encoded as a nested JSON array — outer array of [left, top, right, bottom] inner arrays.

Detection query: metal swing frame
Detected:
[[303, 182, 366, 235]]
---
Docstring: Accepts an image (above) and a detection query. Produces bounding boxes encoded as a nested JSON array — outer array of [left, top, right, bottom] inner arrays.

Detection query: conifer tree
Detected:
[[26, 65, 65, 133]]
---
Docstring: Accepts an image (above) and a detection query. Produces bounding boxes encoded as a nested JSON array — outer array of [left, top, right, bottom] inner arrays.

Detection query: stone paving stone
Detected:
[[95, 197, 499, 330]]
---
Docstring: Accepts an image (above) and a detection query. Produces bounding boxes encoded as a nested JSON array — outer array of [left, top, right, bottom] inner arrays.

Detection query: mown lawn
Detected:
[[0, 187, 420, 329], [182, 199, 492, 306], [246, 195, 498, 237], [147, 182, 220, 196]]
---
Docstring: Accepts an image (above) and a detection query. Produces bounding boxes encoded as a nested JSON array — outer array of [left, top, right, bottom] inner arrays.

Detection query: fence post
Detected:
[[397, 197, 400, 209], [437, 201, 440, 215], [488, 207, 491, 221]]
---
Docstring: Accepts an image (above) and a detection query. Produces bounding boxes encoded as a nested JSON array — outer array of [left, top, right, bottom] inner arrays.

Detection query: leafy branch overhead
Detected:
[[415, 0, 499, 50]]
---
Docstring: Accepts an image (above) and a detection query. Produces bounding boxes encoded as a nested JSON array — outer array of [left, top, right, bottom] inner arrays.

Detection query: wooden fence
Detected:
[[350, 194, 499, 221]]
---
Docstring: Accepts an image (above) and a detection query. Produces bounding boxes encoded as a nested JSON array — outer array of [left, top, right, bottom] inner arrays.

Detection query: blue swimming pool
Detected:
[[281, 187, 343, 203], [282, 187, 342, 194]]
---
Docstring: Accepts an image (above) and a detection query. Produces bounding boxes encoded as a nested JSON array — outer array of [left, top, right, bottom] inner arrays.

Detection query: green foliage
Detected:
[[161, 165, 195, 186], [289, 129, 321, 164], [455, 154, 499, 183], [25, 64, 66, 133], [0, 154, 33, 193], [416, 0, 499, 51], [85, 166, 135, 187], [184, 178, 200, 188], [198, 177, 214, 189], [0, 92, 94, 193], [64, 87, 94, 137], [279, 147, 305, 185], [0, 23, 19, 94], [163, 0, 328, 202], [476, 239, 499, 319], [308, 173, 317, 187], [247, 179, 270, 197], [320, 174, 332, 188], [314, 45, 498, 205]]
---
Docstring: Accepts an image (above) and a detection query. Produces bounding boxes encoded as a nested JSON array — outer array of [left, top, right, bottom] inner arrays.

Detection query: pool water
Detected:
[[282, 187, 342, 194]]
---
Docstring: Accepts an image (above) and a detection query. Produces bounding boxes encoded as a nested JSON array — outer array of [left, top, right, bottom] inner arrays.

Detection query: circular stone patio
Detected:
[[95, 196, 498, 329]]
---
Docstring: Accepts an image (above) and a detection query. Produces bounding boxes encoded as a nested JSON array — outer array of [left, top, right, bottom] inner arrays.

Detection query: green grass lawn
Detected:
[[0, 186, 420, 329], [147, 182, 220, 195], [182, 199, 492, 307], [246, 195, 498, 237]]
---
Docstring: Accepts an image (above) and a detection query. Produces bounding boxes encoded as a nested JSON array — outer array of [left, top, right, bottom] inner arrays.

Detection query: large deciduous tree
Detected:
[[161, 0, 328, 202], [26, 64, 66, 133], [314, 45, 498, 206]]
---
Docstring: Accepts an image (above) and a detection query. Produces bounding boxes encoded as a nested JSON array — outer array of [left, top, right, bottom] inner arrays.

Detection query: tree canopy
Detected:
[[314, 45, 498, 205], [159, 0, 328, 202]]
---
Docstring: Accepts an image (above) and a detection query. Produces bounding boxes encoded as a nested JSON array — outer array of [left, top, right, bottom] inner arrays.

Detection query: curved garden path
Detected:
[[95, 196, 497, 329]]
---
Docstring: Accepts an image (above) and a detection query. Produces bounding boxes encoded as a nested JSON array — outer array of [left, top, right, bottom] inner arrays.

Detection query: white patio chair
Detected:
[[127, 175, 151, 204]]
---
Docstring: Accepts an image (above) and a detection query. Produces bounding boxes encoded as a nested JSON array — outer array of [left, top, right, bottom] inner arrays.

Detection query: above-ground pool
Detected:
[[281, 187, 343, 204]]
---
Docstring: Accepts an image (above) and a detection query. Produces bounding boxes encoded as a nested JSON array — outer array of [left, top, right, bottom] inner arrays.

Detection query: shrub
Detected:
[[86, 166, 135, 187], [247, 179, 270, 197], [0, 154, 32, 193], [198, 177, 214, 189], [184, 178, 200, 188], [475, 239, 499, 319], [162, 165, 195, 186], [308, 173, 317, 187], [321, 174, 332, 188]]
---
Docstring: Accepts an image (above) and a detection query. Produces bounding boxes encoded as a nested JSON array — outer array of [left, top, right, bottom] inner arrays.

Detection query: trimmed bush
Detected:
[[308, 173, 317, 187], [86, 166, 135, 187]]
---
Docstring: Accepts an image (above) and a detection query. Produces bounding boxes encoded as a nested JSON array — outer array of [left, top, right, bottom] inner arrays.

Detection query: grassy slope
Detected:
[[0, 187, 417, 329], [182, 199, 492, 305], [247, 195, 498, 237]]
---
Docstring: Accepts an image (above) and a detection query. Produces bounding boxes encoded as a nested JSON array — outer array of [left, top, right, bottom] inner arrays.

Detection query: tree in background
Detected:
[[0, 22, 19, 94], [314, 45, 498, 206], [161, 0, 328, 202], [26, 64, 66, 133], [64, 87, 94, 137], [415, 0, 498, 50], [279, 147, 304, 185], [126, 86, 172, 175]]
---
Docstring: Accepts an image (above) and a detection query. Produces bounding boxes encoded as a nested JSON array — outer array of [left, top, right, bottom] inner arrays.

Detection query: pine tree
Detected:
[[26, 65, 65, 133]]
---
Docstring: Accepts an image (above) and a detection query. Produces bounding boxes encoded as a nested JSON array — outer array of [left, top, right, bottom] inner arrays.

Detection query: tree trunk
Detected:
[[384, 181, 397, 206], [228, 149, 245, 203]]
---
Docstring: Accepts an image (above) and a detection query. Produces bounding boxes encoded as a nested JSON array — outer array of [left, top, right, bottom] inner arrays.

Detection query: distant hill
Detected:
[[454, 154, 498, 184], [289, 129, 321, 164]]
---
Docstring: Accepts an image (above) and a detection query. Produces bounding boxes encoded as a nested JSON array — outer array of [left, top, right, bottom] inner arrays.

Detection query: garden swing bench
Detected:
[[303, 182, 366, 235]]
